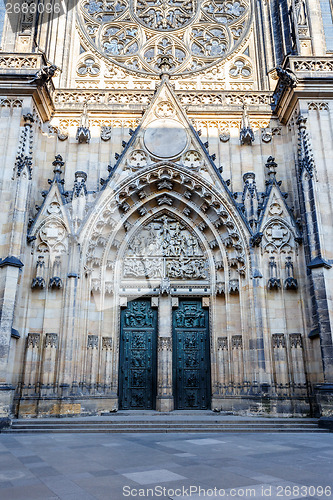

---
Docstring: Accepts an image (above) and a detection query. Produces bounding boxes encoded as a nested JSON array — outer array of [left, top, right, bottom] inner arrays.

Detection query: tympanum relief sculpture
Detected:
[[122, 215, 208, 281]]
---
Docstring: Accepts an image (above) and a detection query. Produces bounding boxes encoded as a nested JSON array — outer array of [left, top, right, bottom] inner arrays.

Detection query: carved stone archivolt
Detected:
[[83, 162, 248, 294], [78, 0, 252, 75], [83, 164, 248, 294]]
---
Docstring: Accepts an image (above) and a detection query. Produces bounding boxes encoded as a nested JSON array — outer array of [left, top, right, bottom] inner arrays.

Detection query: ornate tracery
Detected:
[[78, 0, 252, 75]]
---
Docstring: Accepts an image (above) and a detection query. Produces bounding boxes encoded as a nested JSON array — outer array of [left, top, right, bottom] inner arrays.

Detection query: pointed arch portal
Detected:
[[117, 214, 212, 410], [79, 156, 252, 412]]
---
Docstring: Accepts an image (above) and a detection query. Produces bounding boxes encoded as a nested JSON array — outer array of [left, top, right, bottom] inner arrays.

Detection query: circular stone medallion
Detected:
[[144, 119, 188, 158]]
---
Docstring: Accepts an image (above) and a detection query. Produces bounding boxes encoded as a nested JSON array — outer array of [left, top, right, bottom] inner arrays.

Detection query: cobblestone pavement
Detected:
[[0, 432, 332, 500]]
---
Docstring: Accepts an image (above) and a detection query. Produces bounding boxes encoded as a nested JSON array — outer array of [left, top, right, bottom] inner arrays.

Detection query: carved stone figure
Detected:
[[76, 103, 91, 143], [175, 304, 205, 328], [30, 64, 57, 85], [123, 216, 208, 281], [295, 0, 307, 26], [101, 126, 112, 141], [124, 301, 154, 328]]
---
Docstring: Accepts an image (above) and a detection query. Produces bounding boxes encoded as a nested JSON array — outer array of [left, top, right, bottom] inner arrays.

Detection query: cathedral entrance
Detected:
[[173, 300, 211, 410], [119, 299, 158, 410], [118, 213, 212, 411]]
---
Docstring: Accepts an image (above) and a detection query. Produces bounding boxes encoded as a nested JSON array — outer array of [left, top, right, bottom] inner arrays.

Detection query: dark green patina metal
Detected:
[[119, 299, 157, 410], [173, 299, 211, 410]]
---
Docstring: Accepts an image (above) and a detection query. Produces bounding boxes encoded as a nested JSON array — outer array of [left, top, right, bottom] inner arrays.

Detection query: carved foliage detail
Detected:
[[27, 333, 40, 348], [217, 336, 228, 350], [158, 337, 172, 352], [102, 337, 113, 350], [87, 334, 99, 349], [289, 333, 303, 348], [231, 335, 242, 349], [45, 333, 58, 348], [272, 333, 286, 349]]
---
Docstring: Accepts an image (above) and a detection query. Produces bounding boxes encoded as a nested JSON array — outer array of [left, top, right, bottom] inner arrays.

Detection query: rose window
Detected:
[[78, 0, 252, 75]]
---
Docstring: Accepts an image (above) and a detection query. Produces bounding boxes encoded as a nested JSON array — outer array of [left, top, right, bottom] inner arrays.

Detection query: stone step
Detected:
[[4, 416, 328, 434], [11, 417, 318, 424], [3, 426, 329, 434], [10, 422, 319, 429]]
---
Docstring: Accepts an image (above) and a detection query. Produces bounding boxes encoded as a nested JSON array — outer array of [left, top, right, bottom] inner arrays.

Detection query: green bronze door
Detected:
[[119, 299, 157, 410], [173, 299, 211, 410]]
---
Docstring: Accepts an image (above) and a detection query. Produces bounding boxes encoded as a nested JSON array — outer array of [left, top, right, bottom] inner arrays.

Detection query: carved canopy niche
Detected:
[[122, 214, 209, 282]]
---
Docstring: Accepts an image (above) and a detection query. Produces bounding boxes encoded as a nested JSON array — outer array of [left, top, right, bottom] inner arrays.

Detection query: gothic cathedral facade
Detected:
[[0, 0, 333, 423]]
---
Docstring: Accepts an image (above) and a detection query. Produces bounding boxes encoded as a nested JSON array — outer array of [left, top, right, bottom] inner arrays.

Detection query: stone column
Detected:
[[41, 333, 58, 395], [0, 115, 32, 423], [272, 333, 289, 393], [86, 335, 99, 394], [231, 335, 244, 393], [101, 337, 113, 394], [289, 334, 306, 386], [58, 236, 80, 403], [156, 295, 174, 411], [217, 336, 229, 396], [19, 333, 41, 417], [0, 261, 23, 423]]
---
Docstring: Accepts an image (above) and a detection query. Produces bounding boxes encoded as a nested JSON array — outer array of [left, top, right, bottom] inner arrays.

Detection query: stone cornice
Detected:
[[0, 53, 55, 121], [52, 89, 273, 115], [273, 56, 333, 123]]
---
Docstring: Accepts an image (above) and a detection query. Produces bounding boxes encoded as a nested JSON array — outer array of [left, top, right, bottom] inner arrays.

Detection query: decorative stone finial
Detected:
[[265, 156, 278, 179], [23, 113, 35, 125], [243, 172, 256, 185], [52, 154, 65, 179], [157, 55, 172, 80]]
